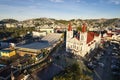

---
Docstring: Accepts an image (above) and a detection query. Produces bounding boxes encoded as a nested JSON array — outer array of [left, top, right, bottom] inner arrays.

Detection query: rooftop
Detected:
[[17, 41, 50, 50], [41, 33, 62, 45], [16, 33, 62, 50]]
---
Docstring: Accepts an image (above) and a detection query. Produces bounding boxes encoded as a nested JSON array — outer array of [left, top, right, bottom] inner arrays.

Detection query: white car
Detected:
[[98, 62, 104, 68]]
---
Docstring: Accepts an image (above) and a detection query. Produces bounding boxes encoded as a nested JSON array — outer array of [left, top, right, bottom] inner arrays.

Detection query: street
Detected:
[[93, 46, 112, 80], [93, 42, 120, 80]]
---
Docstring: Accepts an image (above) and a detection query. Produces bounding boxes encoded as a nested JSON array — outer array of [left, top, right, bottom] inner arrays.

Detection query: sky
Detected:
[[0, 0, 120, 21]]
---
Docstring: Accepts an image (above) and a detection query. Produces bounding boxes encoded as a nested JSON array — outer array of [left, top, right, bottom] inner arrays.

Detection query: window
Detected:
[[81, 35, 84, 40], [77, 46, 78, 50], [80, 47, 82, 51]]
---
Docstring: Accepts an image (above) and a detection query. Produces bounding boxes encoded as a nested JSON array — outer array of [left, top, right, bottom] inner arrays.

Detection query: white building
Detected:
[[32, 31, 47, 38], [5, 23, 17, 28], [102, 29, 120, 41], [66, 23, 101, 57], [40, 28, 54, 34]]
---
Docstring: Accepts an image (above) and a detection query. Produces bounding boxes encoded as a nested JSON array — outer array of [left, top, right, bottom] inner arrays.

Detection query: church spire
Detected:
[[81, 23, 87, 32], [68, 23, 72, 31]]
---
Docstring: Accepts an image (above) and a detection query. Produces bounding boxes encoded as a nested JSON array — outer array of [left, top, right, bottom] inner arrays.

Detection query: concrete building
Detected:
[[102, 29, 120, 41], [16, 33, 62, 56], [66, 23, 101, 57], [40, 28, 54, 34], [0, 49, 16, 57], [15, 41, 50, 56], [32, 31, 47, 38], [5, 23, 17, 28]]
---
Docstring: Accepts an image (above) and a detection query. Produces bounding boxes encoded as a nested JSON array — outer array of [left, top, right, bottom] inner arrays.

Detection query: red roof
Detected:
[[94, 33, 99, 36], [82, 23, 87, 32], [87, 32, 94, 44], [68, 23, 72, 31], [107, 33, 113, 37], [114, 30, 120, 33]]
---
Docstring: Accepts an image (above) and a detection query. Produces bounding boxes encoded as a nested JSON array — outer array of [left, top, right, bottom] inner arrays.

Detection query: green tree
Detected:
[[53, 63, 92, 80]]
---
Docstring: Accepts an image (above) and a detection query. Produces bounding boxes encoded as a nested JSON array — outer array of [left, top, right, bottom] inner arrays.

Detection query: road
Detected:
[[93, 44, 113, 80]]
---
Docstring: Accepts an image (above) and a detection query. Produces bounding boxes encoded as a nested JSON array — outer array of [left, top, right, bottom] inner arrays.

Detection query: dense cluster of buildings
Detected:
[[102, 28, 120, 41], [0, 20, 120, 79], [0, 25, 62, 56], [0, 28, 62, 79]]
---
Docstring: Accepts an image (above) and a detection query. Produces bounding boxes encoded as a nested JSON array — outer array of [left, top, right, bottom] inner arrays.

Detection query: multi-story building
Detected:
[[66, 23, 101, 57]]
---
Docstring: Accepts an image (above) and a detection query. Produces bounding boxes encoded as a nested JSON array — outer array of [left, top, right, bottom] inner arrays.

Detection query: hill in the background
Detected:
[[0, 19, 18, 24], [22, 18, 120, 28], [0, 18, 120, 28]]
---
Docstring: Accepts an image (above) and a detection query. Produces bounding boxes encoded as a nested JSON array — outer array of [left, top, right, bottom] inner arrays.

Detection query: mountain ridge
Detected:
[[0, 18, 120, 28]]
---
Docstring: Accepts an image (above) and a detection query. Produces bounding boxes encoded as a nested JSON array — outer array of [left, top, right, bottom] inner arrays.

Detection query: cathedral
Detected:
[[66, 23, 101, 57]]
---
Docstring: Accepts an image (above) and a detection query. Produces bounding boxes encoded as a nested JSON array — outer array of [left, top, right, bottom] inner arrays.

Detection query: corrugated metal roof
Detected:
[[17, 42, 50, 50]]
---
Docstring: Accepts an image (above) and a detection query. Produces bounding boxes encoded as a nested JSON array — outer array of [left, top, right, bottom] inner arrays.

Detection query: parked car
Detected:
[[86, 62, 96, 70], [112, 71, 120, 77], [111, 65, 120, 70], [111, 53, 118, 56], [98, 62, 104, 68]]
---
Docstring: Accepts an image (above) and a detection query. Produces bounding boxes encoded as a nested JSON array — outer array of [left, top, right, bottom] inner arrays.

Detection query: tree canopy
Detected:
[[53, 63, 92, 80]]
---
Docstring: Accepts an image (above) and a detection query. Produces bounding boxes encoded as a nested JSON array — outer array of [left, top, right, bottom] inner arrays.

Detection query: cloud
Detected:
[[109, 0, 120, 5], [49, 0, 64, 3]]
